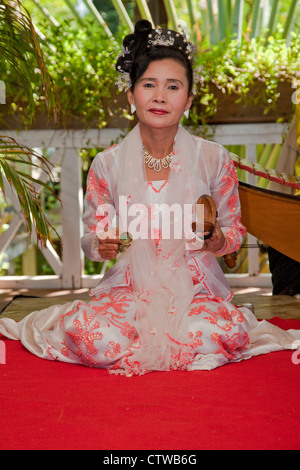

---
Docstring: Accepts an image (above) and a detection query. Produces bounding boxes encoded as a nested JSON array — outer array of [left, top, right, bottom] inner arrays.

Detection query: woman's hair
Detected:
[[116, 20, 195, 94]]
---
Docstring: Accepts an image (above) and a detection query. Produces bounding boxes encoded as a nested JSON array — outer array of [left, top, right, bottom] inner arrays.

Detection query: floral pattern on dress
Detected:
[[58, 287, 138, 367], [66, 310, 104, 355], [86, 169, 109, 206], [211, 330, 250, 361], [221, 159, 239, 196]]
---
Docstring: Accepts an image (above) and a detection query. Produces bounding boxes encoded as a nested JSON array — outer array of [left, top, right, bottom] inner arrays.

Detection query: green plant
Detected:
[[0, 135, 59, 245], [0, 0, 60, 245], [1, 15, 126, 129], [173, 0, 300, 45], [40, 18, 122, 128], [3, 1, 299, 131], [0, 0, 58, 121], [186, 29, 300, 127]]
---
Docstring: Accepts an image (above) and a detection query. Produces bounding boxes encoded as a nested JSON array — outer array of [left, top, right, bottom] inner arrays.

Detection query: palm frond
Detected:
[[0, 0, 59, 122], [0, 135, 60, 247], [136, 0, 153, 25], [283, 0, 298, 40], [163, 0, 179, 30], [110, 0, 134, 31], [267, 0, 280, 37]]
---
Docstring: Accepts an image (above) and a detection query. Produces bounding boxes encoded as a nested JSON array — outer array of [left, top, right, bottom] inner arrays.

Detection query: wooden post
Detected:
[[245, 143, 260, 276], [60, 148, 84, 288]]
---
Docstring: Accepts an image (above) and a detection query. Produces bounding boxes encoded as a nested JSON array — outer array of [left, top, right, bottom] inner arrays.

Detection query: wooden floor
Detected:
[[0, 285, 299, 320], [0, 287, 90, 313]]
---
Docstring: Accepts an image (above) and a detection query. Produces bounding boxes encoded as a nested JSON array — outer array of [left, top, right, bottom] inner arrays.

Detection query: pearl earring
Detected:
[[184, 109, 189, 119], [131, 104, 136, 114]]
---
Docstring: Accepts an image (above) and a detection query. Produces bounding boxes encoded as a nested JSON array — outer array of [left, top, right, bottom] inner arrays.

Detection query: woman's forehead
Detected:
[[141, 58, 188, 79]]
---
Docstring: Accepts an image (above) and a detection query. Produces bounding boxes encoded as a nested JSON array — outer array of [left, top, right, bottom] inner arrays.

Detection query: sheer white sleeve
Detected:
[[211, 145, 246, 256], [81, 152, 114, 262]]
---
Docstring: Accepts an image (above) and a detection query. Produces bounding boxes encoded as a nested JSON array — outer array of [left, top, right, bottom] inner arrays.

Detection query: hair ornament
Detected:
[[147, 28, 175, 48], [115, 69, 132, 91], [192, 65, 205, 95], [115, 45, 134, 90]]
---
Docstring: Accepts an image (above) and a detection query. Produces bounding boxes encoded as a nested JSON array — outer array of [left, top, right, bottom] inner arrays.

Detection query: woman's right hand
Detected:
[[96, 227, 120, 260]]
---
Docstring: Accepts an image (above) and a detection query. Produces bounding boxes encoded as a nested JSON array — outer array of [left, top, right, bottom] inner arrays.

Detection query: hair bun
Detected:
[[116, 20, 153, 73], [122, 33, 135, 51], [134, 19, 152, 35]]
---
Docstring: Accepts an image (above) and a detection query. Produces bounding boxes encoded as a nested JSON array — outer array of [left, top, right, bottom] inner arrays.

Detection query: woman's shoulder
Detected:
[[91, 142, 121, 171], [192, 134, 223, 149], [96, 142, 120, 159], [191, 134, 228, 160]]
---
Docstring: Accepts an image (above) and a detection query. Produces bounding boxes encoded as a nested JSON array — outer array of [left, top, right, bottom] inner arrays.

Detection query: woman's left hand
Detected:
[[198, 220, 226, 253]]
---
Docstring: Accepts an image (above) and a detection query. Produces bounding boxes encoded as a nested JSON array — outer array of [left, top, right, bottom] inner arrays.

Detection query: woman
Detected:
[[0, 21, 299, 375]]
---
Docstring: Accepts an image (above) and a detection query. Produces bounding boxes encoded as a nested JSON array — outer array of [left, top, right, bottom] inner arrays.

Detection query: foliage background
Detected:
[[1, 0, 299, 130]]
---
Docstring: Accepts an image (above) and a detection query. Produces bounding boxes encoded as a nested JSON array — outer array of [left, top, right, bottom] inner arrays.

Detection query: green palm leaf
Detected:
[[0, 1, 60, 248], [0, 0, 59, 122], [0, 135, 60, 247]]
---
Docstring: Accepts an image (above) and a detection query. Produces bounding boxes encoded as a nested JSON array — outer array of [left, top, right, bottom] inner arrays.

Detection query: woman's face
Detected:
[[127, 58, 193, 132]]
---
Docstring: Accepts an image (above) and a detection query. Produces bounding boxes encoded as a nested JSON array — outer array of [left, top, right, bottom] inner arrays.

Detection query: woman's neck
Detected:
[[139, 123, 178, 158]]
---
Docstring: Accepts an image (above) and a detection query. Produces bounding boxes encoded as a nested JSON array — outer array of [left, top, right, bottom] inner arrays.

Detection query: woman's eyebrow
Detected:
[[139, 77, 183, 85]]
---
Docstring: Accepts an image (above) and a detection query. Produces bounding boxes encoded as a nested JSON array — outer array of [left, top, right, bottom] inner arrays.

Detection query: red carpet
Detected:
[[1, 317, 300, 451]]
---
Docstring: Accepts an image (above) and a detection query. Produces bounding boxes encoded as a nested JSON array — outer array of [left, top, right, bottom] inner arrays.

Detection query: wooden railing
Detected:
[[0, 122, 289, 289]]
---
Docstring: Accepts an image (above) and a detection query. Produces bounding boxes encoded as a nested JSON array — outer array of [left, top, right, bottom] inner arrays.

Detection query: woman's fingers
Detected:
[[198, 220, 225, 253], [97, 228, 120, 260]]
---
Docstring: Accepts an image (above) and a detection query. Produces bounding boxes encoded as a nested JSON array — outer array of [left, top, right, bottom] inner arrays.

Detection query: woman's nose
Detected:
[[153, 87, 166, 103]]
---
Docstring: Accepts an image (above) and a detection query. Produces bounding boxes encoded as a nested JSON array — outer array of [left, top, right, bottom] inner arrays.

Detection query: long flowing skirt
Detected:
[[1, 286, 299, 375]]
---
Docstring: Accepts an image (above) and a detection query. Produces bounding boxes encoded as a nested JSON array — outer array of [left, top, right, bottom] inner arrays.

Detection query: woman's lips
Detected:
[[149, 108, 168, 115]]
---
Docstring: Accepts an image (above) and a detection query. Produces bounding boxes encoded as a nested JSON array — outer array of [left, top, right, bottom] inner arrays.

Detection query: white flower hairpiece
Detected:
[[116, 69, 131, 91], [192, 65, 205, 95]]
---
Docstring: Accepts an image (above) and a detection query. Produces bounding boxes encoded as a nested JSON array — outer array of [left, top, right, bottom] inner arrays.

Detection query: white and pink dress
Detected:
[[0, 125, 298, 375]]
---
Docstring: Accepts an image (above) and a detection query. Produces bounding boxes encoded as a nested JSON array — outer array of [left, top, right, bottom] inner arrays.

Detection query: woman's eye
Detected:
[[144, 82, 154, 88], [169, 84, 179, 90]]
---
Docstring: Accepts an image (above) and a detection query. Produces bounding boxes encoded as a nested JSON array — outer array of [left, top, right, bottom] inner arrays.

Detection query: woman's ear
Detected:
[[183, 95, 193, 119], [127, 88, 136, 114], [127, 88, 134, 107], [185, 92, 194, 112]]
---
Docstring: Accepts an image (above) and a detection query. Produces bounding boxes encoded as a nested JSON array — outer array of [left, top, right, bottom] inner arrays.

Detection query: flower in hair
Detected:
[[192, 65, 205, 95], [177, 26, 197, 61], [115, 68, 131, 91], [186, 41, 197, 59]]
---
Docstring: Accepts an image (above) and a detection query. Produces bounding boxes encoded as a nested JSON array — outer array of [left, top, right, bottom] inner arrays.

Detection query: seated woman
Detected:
[[0, 20, 299, 376]]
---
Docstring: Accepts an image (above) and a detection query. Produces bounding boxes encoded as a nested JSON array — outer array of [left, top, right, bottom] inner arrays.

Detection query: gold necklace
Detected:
[[143, 145, 173, 172]]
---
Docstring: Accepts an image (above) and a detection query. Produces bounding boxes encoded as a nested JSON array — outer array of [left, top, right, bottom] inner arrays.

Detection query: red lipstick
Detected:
[[149, 108, 168, 115]]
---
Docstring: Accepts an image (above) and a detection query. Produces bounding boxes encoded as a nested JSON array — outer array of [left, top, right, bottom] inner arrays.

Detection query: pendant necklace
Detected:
[[143, 145, 173, 172]]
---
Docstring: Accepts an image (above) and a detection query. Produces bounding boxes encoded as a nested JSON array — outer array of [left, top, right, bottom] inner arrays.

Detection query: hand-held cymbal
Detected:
[[192, 194, 217, 239], [193, 194, 237, 268], [119, 232, 133, 252]]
